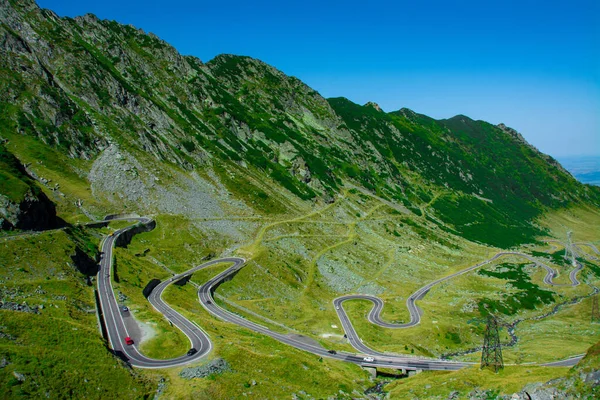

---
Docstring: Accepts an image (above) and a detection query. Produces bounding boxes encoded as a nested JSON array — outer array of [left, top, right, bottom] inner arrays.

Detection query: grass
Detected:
[[477, 262, 555, 316], [158, 276, 373, 399], [2, 182, 598, 398], [0, 143, 32, 203], [1, 6, 599, 398], [0, 230, 154, 399], [112, 243, 191, 360], [386, 365, 570, 398], [1, 130, 100, 220], [505, 295, 600, 363]]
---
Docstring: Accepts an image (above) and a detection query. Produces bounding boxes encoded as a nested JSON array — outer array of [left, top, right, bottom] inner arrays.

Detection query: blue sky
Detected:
[[38, 0, 599, 157]]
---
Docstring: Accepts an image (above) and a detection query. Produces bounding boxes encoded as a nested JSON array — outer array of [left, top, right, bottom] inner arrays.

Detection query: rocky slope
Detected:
[[1, 1, 600, 399], [1, 0, 598, 245], [0, 143, 59, 230]]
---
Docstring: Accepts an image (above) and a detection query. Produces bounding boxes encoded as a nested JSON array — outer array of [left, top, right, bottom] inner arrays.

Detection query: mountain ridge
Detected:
[[1, 1, 600, 399], [1, 0, 598, 247]]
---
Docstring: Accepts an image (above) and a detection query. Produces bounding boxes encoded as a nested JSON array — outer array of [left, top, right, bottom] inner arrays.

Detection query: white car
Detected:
[[363, 357, 374, 362]]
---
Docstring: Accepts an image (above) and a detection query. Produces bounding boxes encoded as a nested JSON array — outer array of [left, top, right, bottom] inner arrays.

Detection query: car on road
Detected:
[[335, 306, 339, 310], [187, 348, 197, 356], [125, 336, 134, 345], [363, 356, 374, 362], [206, 300, 212, 305], [328, 350, 337, 354], [121, 306, 129, 312]]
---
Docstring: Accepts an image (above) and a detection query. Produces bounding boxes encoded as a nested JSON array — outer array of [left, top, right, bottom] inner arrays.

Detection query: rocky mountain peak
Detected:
[[497, 123, 572, 177], [364, 101, 383, 112]]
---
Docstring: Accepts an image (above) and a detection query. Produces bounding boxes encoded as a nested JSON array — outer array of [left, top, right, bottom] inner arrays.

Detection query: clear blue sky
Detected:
[[38, 0, 599, 157]]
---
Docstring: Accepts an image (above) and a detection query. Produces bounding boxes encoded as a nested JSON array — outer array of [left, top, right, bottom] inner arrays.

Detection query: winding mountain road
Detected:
[[97, 218, 592, 370], [196, 257, 468, 371], [334, 251, 583, 338], [333, 251, 586, 358], [97, 217, 211, 368]]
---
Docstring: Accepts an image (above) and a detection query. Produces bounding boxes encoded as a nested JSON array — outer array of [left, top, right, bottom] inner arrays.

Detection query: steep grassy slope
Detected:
[[1, 0, 598, 240], [1, 0, 600, 398], [0, 143, 60, 230], [0, 227, 155, 398], [328, 99, 599, 247], [386, 339, 600, 399]]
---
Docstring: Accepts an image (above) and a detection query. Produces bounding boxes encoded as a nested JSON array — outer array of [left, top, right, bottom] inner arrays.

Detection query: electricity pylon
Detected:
[[481, 316, 503, 372], [564, 231, 576, 266]]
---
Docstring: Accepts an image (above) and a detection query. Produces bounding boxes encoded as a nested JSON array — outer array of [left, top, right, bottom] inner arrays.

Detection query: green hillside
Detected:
[[1, 0, 599, 398]]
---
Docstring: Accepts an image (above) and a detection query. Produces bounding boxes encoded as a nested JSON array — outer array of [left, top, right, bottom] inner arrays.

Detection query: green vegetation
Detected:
[[1, 1, 599, 398], [477, 263, 555, 316], [0, 143, 32, 203], [387, 365, 570, 398], [0, 230, 155, 398]]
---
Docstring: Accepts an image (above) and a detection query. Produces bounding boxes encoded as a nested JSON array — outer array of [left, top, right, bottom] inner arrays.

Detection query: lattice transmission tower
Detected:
[[592, 295, 600, 324], [564, 231, 576, 266], [481, 316, 503, 372]]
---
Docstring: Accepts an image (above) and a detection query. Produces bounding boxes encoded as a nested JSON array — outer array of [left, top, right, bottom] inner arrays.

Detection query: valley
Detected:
[[1, 0, 600, 398]]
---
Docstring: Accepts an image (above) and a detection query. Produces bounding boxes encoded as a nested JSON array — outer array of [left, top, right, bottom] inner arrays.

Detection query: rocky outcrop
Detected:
[[0, 188, 59, 231], [179, 358, 231, 379], [0, 301, 40, 314], [364, 101, 383, 112], [70, 246, 99, 276], [0, 143, 61, 231]]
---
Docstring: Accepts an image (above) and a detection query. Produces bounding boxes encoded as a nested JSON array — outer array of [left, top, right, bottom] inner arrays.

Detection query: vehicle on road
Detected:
[[335, 306, 339, 310], [206, 300, 212, 304], [122, 306, 128, 312], [125, 337, 134, 345], [328, 350, 337, 354], [187, 348, 197, 356], [363, 356, 374, 362]]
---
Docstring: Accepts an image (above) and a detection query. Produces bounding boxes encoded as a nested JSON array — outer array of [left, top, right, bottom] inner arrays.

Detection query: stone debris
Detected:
[[12, 371, 26, 382], [179, 358, 231, 379], [153, 377, 167, 400], [0, 301, 40, 313]]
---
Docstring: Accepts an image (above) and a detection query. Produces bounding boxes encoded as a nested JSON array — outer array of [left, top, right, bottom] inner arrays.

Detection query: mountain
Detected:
[[1, 0, 598, 243], [1, 1, 599, 399]]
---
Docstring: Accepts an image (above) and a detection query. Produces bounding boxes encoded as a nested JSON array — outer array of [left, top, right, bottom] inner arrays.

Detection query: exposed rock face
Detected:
[[70, 247, 98, 276], [364, 101, 383, 112], [0, 188, 58, 231], [179, 358, 231, 379], [0, 0, 598, 248], [0, 142, 60, 231]]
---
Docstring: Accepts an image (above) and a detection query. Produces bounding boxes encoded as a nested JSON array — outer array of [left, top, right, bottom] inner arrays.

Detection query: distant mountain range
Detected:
[[558, 156, 600, 186]]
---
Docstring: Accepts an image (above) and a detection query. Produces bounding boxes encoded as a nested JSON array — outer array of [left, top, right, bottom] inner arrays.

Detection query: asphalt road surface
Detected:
[[97, 218, 592, 370], [97, 217, 210, 368], [196, 257, 469, 371], [333, 250, 586, 351]]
